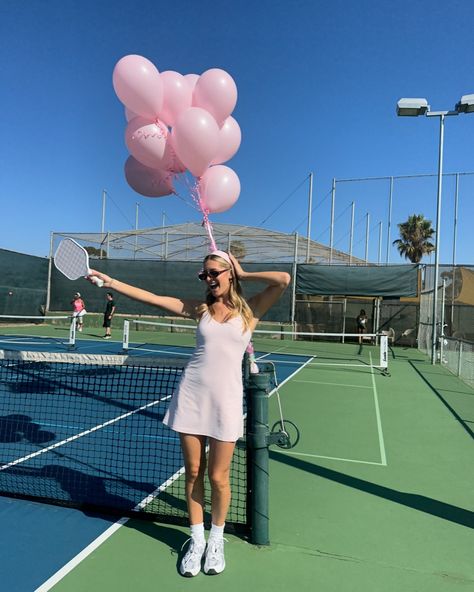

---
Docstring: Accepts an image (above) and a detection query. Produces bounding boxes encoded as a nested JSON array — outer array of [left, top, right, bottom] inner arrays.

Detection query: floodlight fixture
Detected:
[[455, 93, 474, 113], [396, 98, 429, 117]]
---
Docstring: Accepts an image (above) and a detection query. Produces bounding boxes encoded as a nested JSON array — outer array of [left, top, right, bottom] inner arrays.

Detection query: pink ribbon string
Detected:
[[201, 209, 217, 252], [190, 181, 217, 253]]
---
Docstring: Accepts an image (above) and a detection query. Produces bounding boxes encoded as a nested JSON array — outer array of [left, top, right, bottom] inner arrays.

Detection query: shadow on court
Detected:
[[124, 519, 190, 574], [270, 450, 474, 529], [409, 360, 474, 439], [0, 414, 55, 443]]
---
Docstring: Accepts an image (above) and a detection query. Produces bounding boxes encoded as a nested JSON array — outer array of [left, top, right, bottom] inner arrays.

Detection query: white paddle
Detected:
[[54, 238, 104, 287]]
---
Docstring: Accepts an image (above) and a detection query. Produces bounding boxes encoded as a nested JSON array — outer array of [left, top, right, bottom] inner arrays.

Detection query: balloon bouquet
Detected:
[[113, 55, 258, 372], [112, 54, 242, 251]]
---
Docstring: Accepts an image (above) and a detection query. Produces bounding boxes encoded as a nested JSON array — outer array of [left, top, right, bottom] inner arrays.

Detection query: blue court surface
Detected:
[[0, 335, 309, 592]]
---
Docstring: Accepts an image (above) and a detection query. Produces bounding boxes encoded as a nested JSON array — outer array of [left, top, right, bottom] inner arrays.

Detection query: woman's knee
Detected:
[[208, 468, 230, 490], [186, 460, 206, 483]]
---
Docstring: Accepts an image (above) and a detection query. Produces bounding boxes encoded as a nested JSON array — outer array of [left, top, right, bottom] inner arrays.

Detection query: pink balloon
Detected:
[[198, 165, 240, 213], [124, 156, 174, 198], [160, 71, 192, 127], [124, 107, 139, 122], [193, 68, 237, 126], [165, 134, 187, 173], [113, 55, 163, 120], [184, 73, 199, 92], [172, 107, 219, 177], [125, 117, 170, 169], [211, 116, 242, 165]]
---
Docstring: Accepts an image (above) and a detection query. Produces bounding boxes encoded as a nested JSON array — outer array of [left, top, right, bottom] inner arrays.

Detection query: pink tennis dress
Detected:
[[163, 311, 251, 441]]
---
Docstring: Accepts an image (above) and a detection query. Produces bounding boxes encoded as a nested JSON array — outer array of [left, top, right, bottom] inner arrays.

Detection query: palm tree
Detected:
[[393, 214, 435, 263]]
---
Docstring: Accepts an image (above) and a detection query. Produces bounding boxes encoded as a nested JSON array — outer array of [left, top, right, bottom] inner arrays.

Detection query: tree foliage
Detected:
[[84, 246, 107, 259], [229, 240, 246, 259], [393, 214, 435, 263]]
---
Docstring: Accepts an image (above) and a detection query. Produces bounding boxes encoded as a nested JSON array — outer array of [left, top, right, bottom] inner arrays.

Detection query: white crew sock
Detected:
[[190, 522, 205, 544], [208, 522, 225, 541]]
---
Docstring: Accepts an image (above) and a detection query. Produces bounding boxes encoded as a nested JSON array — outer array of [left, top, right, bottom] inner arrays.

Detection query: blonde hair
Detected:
[[197, 254, 254, 332]]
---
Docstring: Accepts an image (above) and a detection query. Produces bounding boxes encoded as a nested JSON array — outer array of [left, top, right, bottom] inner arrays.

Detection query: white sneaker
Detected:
[[203, 537, 226, 575], [179, 538, 206, 577]]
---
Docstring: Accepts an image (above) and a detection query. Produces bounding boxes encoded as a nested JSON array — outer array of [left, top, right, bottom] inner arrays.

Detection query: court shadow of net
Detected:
[[0, 414, 55, 444], [0, 461, 162, 519], [0, 414, 170, 519], [409, 359, 473, 439], [270, 450, 474, 529]]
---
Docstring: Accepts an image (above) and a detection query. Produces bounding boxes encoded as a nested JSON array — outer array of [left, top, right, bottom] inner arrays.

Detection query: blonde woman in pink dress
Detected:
[[88, 251, 290, 577]]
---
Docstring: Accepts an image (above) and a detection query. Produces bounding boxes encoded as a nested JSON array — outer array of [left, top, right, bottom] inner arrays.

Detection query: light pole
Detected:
[[397, 94, 474, 364], [306, 172, 314, 262]]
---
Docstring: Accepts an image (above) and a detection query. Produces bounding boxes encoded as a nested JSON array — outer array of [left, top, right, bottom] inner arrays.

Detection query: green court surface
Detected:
[[42, 343, 473, 592]]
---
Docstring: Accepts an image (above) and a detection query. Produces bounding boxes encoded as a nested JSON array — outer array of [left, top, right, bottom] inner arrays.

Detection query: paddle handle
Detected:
[[89, 275, 104, 288]]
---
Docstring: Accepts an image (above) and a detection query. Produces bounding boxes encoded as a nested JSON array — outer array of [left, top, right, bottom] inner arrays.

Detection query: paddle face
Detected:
[[54, 239, 103, 286]]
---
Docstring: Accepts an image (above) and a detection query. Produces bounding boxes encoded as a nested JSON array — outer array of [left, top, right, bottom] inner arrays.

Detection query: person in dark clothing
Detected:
[[356, 309, 368, 344], [103, 292, 116, 339]]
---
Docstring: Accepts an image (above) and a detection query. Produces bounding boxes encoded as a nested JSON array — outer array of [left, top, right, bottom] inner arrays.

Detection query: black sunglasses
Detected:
[[198, 269, 229, 281]]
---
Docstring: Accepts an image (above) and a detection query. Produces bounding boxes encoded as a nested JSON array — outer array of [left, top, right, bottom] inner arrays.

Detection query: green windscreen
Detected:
[[296, 264, 419, 297], [0, 249, 48, 316]]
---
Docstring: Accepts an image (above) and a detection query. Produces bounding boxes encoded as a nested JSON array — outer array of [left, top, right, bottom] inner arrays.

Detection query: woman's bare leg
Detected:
[[180, 433, 207, 524], [207, 438, 236, 526]]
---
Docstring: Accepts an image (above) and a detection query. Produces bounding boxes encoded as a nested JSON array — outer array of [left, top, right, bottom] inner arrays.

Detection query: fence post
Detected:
[[457, 341, 463, 377], [291, 233, 298, 334]]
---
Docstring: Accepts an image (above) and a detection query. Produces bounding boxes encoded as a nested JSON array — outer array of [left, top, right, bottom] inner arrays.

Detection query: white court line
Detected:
[[75, 339, 193, 358], [125, 346, 192, 357], [277, 450, 386, 466], [255, 346, 296, 360], [0, 339, 68, 346], [369, 352, 387, 466], [293, 379, 372, 389], [257, 354, 315, 397]]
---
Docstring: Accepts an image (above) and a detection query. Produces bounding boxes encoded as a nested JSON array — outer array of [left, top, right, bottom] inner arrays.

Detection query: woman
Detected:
[[88, 251, 290, 577], [71, 292, 86, 332]]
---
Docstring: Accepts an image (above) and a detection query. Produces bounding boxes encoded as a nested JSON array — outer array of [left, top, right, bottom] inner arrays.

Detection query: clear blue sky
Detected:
[[1, 0, 473, 264]]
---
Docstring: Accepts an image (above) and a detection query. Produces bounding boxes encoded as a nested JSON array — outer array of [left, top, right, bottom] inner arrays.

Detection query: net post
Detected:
[[123, 320, 130, 351], [245, 365, 272, 545], [68, 317, 76, 347], [380, 334, 388, 369]]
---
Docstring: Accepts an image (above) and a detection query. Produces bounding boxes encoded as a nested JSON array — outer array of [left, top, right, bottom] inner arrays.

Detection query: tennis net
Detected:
[[0, 350, 249, 532], [123, 320, 389, 373], [0, 315, 75, 348]]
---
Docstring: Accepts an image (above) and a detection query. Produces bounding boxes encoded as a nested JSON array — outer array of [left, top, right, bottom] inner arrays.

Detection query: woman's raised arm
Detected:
[[228, 253, 291, 325], [87, 269, 199, 318]]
